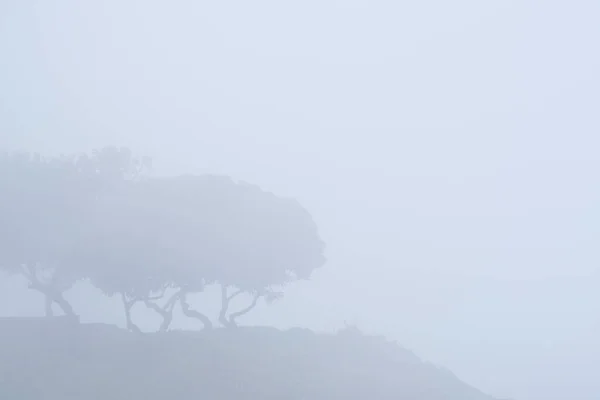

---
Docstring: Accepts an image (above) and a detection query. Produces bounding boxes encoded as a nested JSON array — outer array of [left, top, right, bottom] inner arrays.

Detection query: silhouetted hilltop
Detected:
[[0, 318, 498, 400]]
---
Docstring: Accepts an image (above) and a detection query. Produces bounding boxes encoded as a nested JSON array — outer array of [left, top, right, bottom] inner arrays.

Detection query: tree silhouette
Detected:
[[72, 181, 187, 332], [0, 147, 151, 319], [151, 175, 326, 328], [1, 146, 326, 331], [0, 152, 89, 317]]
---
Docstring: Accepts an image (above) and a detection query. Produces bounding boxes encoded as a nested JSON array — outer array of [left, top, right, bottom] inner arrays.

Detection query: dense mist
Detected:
[[1, 1, 599, 399]]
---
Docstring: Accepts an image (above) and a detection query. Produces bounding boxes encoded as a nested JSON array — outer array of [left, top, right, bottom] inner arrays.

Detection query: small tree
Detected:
[[0, 152, 89, 317], [147, 175, 326, 328], [72, 173, 214, 332], [122, 176, 216, 331], [216, 181, 326, 327], [82, 173, 327, 331], [0, 146, 151, 319], [1, 146, 326, 331]]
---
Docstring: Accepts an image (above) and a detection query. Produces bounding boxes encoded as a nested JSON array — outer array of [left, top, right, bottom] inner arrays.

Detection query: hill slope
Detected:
[[0, 318, 498, 400]]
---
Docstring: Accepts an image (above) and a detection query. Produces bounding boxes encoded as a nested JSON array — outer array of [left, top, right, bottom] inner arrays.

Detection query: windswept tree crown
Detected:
[[0, 146, 326, 330]]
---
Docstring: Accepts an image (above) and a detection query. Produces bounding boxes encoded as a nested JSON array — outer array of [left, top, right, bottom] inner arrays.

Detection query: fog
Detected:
[[1, 1, 599, 399]]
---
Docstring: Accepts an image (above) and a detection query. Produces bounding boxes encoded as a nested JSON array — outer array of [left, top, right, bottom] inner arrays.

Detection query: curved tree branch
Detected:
[[50, 291, 76, 318], [145, 286, 168, 302], [121, 293, 141, 334], [219, 285, 233, 327], [26, 264, 76, 319], [219, 284, 263, 328], [144, 290, 181, 332], [227, 292, 261, 327], [179, 291, 213, 330], [227, 289, 243, 302]]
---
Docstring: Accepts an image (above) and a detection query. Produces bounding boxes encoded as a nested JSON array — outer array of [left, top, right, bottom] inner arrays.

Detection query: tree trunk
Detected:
[[219, 285, 260, 328], [121, 293, 141, 334], [228, 293, 260, 327], [145, 302, 174, 332], [219, 285, 232, 327], [144, 291, 181, 332], [45, 295, 54, 317], [180, 292, 213, 330], [29, 281, 76, 319], [51, 291, 76, 318]]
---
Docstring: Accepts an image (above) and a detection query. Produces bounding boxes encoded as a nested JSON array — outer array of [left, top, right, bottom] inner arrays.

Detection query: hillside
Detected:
[[0, 318, 498, 400]]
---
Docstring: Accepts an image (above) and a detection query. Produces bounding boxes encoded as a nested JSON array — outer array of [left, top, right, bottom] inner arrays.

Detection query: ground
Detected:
[[0, 317, 498, 400]]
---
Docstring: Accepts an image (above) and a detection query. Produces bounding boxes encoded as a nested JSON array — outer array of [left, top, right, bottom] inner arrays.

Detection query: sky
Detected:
[[1, 1, 600, 399]]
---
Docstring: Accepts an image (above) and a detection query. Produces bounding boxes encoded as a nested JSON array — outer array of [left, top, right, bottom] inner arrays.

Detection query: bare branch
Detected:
[[144, 290, 182, 332], [144, 290, 180, 314], [144, 300, 163, 315], [180, 292, 213, 330], [227, 289, 243, 302], [146, 293, 165, 302], [145, 285, 168, 301], [228, 292, 261, 327]]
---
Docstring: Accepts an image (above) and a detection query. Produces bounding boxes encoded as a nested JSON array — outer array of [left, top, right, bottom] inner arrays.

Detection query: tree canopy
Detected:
[[0, 147, 326, 331], [0, 152, 90, 316]]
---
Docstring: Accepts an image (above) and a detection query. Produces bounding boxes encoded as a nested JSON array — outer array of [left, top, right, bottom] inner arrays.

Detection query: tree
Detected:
[[62, 147, 163, 331], [143, 174, 326, 328], [0, 152, 89, 317], [217, 180, 325, 327], [72, 181, 186, 333], [0, 146, 151, 319], [1, 145, 326, 331], [123, 175, 222, 330], [102, 176, 216, 332], [75, 173, 326, 331]]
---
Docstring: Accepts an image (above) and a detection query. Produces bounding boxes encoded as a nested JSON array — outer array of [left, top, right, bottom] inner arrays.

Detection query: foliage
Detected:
[[70, 178, 188, 331], [71, 173, 325, 330], [0, 146, 151, 317], [149, 174, 326, 328], [0, 152, 90, 316], [0, 146, 325, 330]]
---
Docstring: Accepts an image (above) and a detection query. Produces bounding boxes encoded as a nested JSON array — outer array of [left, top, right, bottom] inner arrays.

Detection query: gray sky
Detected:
[[1, 1, 600, 399]]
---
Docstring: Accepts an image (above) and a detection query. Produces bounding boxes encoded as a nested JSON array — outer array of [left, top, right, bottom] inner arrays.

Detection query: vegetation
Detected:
[[0, 146, 500, 399], [0, 146, 325, 331]]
